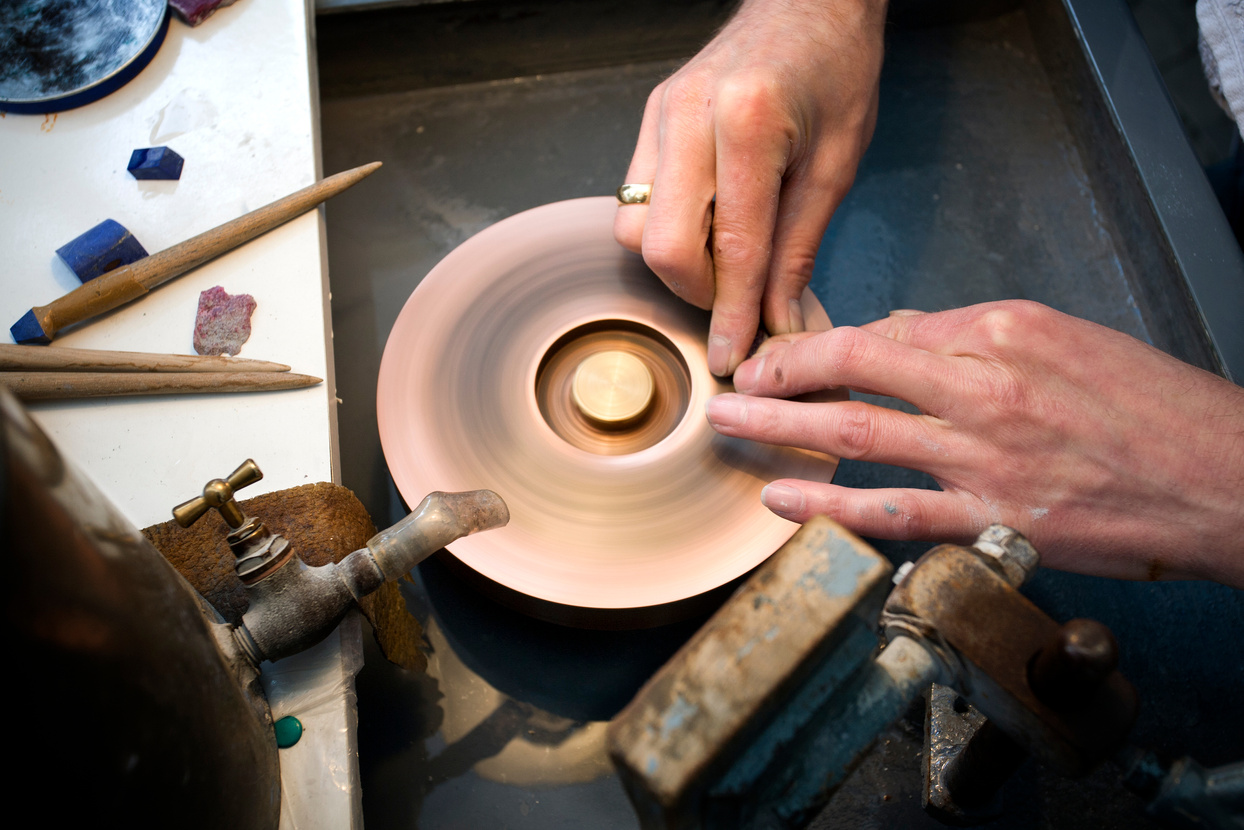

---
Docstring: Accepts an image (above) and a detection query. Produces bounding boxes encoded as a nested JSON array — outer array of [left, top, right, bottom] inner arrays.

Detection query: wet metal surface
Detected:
[[319, 4, 1244, 828], [924, 684, 1009, 823]]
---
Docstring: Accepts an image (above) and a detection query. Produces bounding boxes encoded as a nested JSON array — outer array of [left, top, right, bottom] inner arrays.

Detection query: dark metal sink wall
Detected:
[[317, 1, 1244, 827]]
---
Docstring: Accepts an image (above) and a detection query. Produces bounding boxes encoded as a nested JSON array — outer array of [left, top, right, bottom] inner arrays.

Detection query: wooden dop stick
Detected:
[[0, 344, 290, 373], [3, 372, 322, 401]]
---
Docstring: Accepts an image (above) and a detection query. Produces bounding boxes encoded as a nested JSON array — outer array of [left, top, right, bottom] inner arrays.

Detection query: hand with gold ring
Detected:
[[614, 0, 887, 377]]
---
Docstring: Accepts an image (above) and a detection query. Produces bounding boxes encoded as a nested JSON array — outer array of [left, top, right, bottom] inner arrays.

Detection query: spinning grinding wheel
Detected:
[[377, 197, 839, 627]]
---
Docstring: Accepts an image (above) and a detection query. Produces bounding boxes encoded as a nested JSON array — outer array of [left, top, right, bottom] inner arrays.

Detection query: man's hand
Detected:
[[614, 0, 887, 376], [704, 301, 1244, 588]]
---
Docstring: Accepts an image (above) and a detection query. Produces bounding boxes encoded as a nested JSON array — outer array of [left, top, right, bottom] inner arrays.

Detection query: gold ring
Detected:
[[616, 184, 653, 205]]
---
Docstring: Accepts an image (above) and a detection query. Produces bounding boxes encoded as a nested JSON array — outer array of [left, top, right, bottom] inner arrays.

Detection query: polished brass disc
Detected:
[[573, 350, 654, 427], [377, 197, 838, 625]]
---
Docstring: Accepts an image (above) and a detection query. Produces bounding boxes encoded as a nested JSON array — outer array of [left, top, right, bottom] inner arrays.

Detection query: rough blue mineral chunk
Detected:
[[55, 219, 149, 283], [127, 145, 184, 180]]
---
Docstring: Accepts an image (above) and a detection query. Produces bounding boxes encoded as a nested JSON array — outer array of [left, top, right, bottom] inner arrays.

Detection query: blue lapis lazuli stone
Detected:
[[55, 219, 149, 283], [127, 146, 184, 180]]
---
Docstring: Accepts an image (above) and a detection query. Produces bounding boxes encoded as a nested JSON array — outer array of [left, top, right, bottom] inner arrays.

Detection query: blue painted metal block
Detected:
[[127, 146, 184, 180], [55, 219, 149, 283], [607, 518, 894, 829]]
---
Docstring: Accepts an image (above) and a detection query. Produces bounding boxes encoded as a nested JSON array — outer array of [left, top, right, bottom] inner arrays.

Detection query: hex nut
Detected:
[[972, 525, 1039, 587]]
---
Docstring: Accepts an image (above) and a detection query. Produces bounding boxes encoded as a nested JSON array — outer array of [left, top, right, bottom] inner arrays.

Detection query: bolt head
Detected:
[[972, 525, 1039, 587]]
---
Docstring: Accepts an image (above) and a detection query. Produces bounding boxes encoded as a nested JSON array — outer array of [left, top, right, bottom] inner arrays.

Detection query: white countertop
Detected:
[[0, 3, 360, 828], [0, 0, 338, 527]]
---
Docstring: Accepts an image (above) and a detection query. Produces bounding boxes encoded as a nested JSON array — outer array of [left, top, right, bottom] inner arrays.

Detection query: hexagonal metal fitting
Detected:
[[972, 525, 1040, 587]]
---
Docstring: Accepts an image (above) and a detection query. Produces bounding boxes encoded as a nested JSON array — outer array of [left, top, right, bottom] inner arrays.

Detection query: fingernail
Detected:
[[761, 483, 805, 515], [707, 335, 731, 377], [705, 394, 748, 427], [732, 354, 762, 393], [788, 298, 805, 334], [888, 309, 924, 317]]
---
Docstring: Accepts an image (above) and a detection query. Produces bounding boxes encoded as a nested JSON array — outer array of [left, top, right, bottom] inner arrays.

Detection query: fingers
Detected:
[[732, 326, 961, 414], [759, 169, 845, 339], [860, 307, 969, 353], [757, 480, 983, 544], [860, 301, 1062, 359], [706, 394, 955, 469], [706, 81, 793, 376], [754, 292, 827, 352], [615, 83, 716, 310], [642, 84, 718, 311], [613, 87, 662, 255], [753, 329, 821, 359], [797, 286, 833, 333]]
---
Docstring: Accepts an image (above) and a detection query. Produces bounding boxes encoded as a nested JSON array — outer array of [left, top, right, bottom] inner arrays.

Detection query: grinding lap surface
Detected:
[[376, 197, 839, 615]]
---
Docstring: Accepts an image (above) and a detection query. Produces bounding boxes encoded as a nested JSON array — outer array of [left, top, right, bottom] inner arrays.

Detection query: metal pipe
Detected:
[[237, 489, 508, 664], [364, 490, 510, 581]]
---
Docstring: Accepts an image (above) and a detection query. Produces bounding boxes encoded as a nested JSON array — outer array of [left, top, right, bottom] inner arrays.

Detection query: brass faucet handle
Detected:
[[173, 459, 264, 529]]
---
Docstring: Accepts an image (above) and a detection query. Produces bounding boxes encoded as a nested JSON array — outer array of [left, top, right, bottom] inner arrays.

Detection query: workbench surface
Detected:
[[0, 2, 357, 828], [0, 0, 338, 528]]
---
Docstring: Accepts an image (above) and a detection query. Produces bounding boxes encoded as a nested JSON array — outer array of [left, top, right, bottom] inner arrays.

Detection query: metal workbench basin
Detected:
[[317, 1, 1244, 828]]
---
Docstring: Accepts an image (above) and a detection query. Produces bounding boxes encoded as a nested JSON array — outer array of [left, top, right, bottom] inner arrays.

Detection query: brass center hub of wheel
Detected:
[[571, 350, 655, 427], [535, 320, 690, 455]]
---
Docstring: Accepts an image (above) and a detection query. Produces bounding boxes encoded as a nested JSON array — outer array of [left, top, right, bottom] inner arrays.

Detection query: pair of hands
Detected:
[[615, 0, 1244, 587]]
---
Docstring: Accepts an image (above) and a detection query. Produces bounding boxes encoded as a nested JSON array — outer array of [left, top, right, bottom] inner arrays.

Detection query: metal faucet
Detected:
[[173, 459, 509, 665]]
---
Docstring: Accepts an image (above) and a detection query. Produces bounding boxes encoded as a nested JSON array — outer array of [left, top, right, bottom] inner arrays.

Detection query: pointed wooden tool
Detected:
[[11, 161, 382, 344], [0, 344, 290, 373], [3, 371, 322, 401]]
